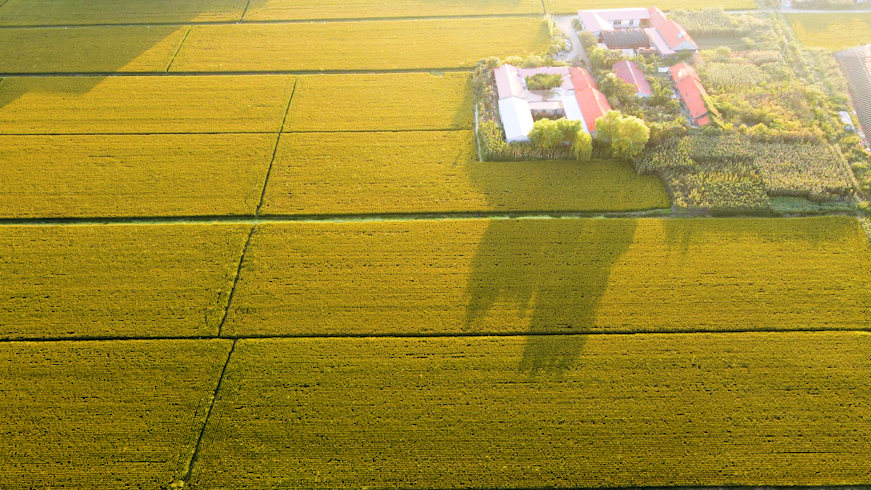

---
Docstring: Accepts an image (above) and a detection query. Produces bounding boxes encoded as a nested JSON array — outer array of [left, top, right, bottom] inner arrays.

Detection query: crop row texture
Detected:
[[788, 13, 871, 50]]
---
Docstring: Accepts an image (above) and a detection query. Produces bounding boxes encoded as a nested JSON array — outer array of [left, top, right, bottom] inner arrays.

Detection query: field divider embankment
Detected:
[[2, 327, 871, 345], [1, 209, 867, 227], [0, 68, 473, 77], [216, 226, 256, 338], [165, 25, 193, 73], [181, 338, 237, 485], [255, 79, 297, 216], [0, 13, 543, 31]]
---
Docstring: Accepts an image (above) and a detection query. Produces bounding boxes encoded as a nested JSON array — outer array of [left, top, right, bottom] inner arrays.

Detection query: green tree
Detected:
[[594, 110, 650, 160], [528, 118, 582, 148], [572, 130, 593, 161]]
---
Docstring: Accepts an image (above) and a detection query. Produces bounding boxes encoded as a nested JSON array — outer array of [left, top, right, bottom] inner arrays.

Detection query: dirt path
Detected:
[[553, 14, 589, 65]]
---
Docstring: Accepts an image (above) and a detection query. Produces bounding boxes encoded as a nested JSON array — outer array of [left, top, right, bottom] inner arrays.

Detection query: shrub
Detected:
[[526, 73, 564, 91], [573, 130, 593, 161], [595, 111, 650, 160]]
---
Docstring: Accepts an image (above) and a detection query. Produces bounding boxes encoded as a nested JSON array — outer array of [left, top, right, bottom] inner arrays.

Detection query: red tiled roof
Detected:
[[570, 66, 599, 92], [657, 19, 697, 50], [669, 62, 700, 83], [674, 76, 709, 123], [570, 67, 611, 132], [575, 88, 611, 132], [647, 6, 667, 28], [613, 60, 652, 96]]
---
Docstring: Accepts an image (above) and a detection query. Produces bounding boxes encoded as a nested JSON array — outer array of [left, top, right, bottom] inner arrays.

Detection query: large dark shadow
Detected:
[[0, 0, 247, 109], [465, 219, 638, 376]]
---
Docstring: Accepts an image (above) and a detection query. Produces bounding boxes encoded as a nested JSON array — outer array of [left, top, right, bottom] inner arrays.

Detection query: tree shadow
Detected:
[[465, 218, 638, 377]]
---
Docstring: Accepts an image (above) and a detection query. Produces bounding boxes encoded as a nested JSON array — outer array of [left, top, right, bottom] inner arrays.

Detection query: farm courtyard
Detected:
[[1, 0, 871, 488]]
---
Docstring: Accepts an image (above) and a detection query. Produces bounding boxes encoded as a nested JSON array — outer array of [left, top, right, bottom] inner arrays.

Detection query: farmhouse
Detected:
[[613, 60, 652, 97], [494, 64, 612, 141], [578, 6, 698, 57], [670, 62, 709, 126]]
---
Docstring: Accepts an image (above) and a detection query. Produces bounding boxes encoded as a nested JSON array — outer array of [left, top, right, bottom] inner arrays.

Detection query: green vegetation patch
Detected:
[[788, 13, 871, 50], [0, 0, 247, 25], [0, 76, 294, 134], [0, 26, 189, 73], [260, 131, 667, 216], [0, 339, 232, 488], [224, 217, 871, 337], [544, 0, 756, 14], [0, 134, 275, 218], [170, 18, 551, 72], [191, 332, 871, 488], [0, 224, 251, 340], [286, 73, 473, 132]]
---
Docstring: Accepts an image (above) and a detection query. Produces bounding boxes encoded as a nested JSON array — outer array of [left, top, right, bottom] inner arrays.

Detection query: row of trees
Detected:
[[526, 111, 650, 161]]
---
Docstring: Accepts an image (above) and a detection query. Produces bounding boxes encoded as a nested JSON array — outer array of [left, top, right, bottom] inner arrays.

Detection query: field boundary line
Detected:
[[216, 225, 256, 338], [255, 78, 297, 216], [165, 25, 193, 73], [182, 338, 237, 485], [0, 0, 10, 11], [2, 328, 871, 345], [0, 68, 474, 77], [0, 13, 542, 30], [240, 0, 252, 22]]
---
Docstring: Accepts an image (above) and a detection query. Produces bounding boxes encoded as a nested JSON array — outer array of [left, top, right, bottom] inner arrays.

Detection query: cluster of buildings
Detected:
[[578, 6, 699, 57], [492, 5, 711, 143]]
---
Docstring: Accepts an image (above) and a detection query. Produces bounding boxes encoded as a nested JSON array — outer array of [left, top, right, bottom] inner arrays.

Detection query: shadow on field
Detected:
[[464, 219, 637, 376]]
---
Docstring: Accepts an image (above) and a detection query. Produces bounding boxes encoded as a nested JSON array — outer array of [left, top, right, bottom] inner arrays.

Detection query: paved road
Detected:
[[553, 14, 589, 65]]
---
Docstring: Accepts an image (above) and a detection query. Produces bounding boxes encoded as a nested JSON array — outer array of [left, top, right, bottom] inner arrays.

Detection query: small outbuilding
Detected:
[[614, 60, 653, 97], [670, 62, 709, 126]]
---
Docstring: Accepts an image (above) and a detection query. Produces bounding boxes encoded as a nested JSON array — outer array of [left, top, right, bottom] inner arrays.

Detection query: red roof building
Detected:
[[613, 60, 652, 97], [670, 62, 709, 126], [570, 67, 612, 133]]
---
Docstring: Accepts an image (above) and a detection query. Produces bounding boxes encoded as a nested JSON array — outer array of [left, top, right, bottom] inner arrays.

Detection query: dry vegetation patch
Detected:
[[0, 339, 232, 488], [0, 76, 294, 134], [224, 217, 871, 337], [170, 18, 551, 72], [0, 224, 251, 340], [191, 332, 871, 488]]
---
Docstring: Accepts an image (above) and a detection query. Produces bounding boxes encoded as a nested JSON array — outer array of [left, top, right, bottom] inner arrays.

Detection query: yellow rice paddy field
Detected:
[[0, 26, 189, 73], [169, 18, 551, 72], [0, 134, 275, 218], [259, 131, 669, 215], [190, 332, 871, 488], [0, 339, 232, 488], [0, 76, 294, 134], [242, 0, 543, 20], [787, 13, 871, 50], [222, 217, 871, 337], [286, 73, 474, 132], [0, 0, 248, 25], [544, 0, 756, 13], [0, 225, 250, 340]]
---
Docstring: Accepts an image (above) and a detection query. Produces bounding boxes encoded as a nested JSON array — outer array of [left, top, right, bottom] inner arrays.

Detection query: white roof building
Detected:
[[498, 97, 535, 143]]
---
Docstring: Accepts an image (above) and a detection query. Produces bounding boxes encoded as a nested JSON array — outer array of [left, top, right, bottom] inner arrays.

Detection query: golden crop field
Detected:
[[787, 13, 871, 50], [0, 339, 232, 488], [222, 217, 871, 337], [243, 0, 543, 21], [0, 76, 294, 134], [544, 0, 756, 13], [0, 134, 275, 218], [259, 131, 669, 215], [0, 0, 248, 25], [0, 224, 250, 340], [191, 332, 871, 488], [170, 18, 551, 72], [0, 26, 189, 73], [286, 73, 474, 132]]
